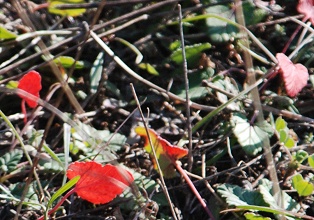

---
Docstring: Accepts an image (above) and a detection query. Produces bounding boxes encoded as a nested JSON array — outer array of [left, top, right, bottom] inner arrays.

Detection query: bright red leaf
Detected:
[[297, 0, 314, 24], [67, 161, 134, 204], [135, 126, 188, 178], [18, 70, 42, 108], [276, 53, 309, 97]]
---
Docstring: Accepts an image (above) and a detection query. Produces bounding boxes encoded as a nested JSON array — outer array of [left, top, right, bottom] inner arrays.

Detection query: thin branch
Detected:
[[178, 4, 193, 172], [130, 83, 179, 220]]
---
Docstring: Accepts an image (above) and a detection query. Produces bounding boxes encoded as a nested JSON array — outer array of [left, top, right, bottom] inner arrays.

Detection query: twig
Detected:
[[178, 4, 193, 172], [130, 83, 179, 220], [234, 0, 284, 215]]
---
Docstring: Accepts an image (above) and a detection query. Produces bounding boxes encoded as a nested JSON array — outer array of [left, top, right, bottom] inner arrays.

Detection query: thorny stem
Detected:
[[174, 161, 215, 219]]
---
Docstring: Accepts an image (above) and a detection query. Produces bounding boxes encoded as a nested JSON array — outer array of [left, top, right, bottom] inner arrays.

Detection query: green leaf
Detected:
[[284, 137, 295, 148], [242, 1, 268, 26], [258, 179, 300, 212], [231, 113, 274, 156], [138, 63, 159, 76], [169, 40, 181, 51], [39, 153, 69, 172], [0, 149, 23, 173], [174, 67, 214, 100], [279, 129, 288, 143], [10, 181, 41, 209], [275, 117, 297, 148], [308, 154, 314, 168], [0, 26, 17, 40], [275, 116, 287, 132], [213, 76, 241, 110], [70, 121, 126, 160], [293, 150, 308, 164], [47, 175, 79, 210], [53, 56, 85, 69], [48, 1, 86, 17], [90, 52, 104, 94], [245, 213, 271, 220], [170, 43, 211, 66], [43, 144, 65, 170], [292, 174, 314, 196], [205, 5, 241, 43], [217, 183, 268, 206]]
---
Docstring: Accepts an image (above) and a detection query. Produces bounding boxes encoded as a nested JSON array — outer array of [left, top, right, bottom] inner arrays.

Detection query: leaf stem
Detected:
[[38, 188, 75, 220], [173, 161, 215, 219], [21, 99, 27, 124]]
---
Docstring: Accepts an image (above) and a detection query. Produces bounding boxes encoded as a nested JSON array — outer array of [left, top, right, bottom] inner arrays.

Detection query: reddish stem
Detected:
[[282, 17, 308, 54], [173, 161, 215, 219], [21, 99, 27, 124], [38, 188, 75, 220], [32, 3, 50, 12]]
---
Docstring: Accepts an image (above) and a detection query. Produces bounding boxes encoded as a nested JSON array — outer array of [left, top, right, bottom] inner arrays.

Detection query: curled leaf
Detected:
[[135, 126, 188, 178], [276, 53, 308, 97], [67, 161, 134, 204]]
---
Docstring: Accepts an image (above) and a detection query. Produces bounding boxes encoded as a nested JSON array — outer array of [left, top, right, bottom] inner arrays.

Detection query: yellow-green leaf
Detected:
[[53, 56, 85, 69], [292, 174, 314, 196], [284, 137, 295, 148], [48, 1, 86, 17], [0, 26, 17, 40], [6, 81, 18, 89], [308, 154, 314, 168], [138, 63, 159, 76]]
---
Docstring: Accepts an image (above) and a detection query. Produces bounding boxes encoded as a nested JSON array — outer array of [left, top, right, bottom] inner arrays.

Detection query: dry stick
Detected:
[[89, 30, 215, 112], [235, 0, 284, 216], [130, 84, 179, 220], [178, 4, 193, 172]]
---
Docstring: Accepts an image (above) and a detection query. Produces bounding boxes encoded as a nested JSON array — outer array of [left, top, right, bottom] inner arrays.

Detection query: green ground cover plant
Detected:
[[0, 0, 314, 219]]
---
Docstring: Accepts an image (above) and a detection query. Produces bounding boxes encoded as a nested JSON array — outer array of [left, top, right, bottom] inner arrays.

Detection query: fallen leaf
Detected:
[[297, 0, 314, 24], [135, 126, 188, 178], [67, 161, 134, 204], [18, 70, 42, 108], [276, 53, 308, 97]]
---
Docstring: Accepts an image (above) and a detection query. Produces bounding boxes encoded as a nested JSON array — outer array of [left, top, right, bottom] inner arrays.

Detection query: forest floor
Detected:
[[0, 0, 314, 219]]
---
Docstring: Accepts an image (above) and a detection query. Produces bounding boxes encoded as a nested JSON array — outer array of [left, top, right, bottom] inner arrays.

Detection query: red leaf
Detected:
[[297, 0, 314, 24], [17, 71, 42, 108], [276, 53, 309, 97], [135, 127, 188, 178], [67, 161, 134, 204]]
